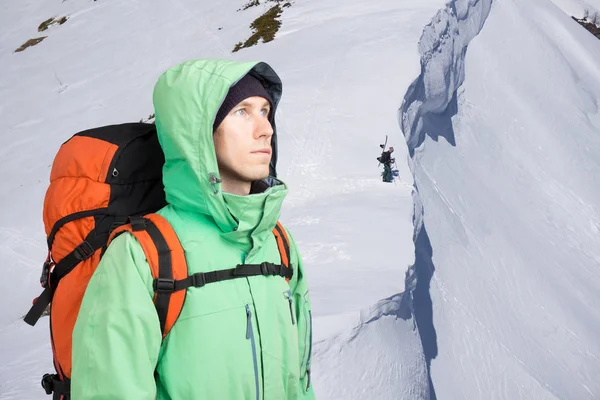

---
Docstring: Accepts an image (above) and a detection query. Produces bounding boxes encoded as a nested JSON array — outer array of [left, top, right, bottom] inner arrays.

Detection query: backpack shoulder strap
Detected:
[[24, 228, 108, 327], [272, 221, 291, 283], [108, 214, 187, 338]]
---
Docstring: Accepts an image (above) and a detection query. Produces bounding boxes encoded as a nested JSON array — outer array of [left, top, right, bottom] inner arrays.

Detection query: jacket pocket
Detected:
[[246, 304, 260, 400]]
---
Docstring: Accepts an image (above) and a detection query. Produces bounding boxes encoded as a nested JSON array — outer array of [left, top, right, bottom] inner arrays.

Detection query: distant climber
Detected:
[[377, 146, 395, 182]]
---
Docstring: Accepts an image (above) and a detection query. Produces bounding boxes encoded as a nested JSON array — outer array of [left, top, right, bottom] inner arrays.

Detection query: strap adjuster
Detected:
[[74, 241, 95, 261], [153, 278, 175, 293], [260, 262, 271, 275], [191, 273, 206, 288], [277, 264, 287, 277], [40, 254, 54, 288], [130, 217, 147, 232], [108, 220, 126, 235]]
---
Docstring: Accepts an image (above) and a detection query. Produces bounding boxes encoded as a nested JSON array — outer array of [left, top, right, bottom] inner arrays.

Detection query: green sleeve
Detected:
[[71, 233, 162, 399], [287, 230, 316, 399]]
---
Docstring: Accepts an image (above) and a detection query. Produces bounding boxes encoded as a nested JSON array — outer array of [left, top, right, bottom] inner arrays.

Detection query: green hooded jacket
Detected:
[[71, 59, 315, 400]]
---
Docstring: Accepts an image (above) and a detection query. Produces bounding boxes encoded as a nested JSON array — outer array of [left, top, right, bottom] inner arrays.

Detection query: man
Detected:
[[72, 59, 315, 399], [379, 146, 395, 182]]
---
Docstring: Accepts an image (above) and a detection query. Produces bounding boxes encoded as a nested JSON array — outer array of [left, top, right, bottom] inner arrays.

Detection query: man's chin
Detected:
[[240, 170, 270, 183], [252, 173, 270, 182], [252, 167, 270, 180]]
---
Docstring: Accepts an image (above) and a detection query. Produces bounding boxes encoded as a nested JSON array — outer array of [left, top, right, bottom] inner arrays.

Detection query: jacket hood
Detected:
[[152, 59, 285, 239]]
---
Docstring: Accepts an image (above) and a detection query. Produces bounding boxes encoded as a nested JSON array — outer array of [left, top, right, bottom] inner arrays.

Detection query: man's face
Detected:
[[214, 96, 273, 188]]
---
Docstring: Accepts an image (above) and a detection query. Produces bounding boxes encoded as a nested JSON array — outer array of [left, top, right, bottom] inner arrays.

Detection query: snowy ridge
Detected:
[[400, 0, 493, 157], [398, 0, 600, 397], [312, 295, 429, 400], [305, 1, 498, 397], [398, 0, 493, 397]]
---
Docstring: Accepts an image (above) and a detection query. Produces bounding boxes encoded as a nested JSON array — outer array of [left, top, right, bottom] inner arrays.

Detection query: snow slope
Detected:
[[400, 0, 600, 398], [3, 0, 600, 398]]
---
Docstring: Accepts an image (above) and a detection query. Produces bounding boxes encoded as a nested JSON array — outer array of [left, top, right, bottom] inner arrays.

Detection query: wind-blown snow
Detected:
[[401, 0, 493, 158], [400, 0, 493, 398], [400, 0, 600, 398]]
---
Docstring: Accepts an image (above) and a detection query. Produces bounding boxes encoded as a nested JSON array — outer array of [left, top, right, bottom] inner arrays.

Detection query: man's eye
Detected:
[[235, 109, 246, 116], [261, 108, 269, 117]]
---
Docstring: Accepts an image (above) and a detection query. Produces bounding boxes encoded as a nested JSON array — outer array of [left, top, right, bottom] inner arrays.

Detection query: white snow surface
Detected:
[[1, 0, 600, 398], [400, 0, 600, 399]]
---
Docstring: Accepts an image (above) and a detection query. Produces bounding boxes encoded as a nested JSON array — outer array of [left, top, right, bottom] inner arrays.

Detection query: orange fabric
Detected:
[[49, 216, 95, 266], [51, 251, 102, 378], [52, 336, 63, 380], [50, 136, 118, 183], [145, 214, 188, 338], [273, 221, 290, 282], [43, 136, 116, 379], [108, 224, 131, 244], [130, 229, 160, 279], [43, 178, 110, 238], [41, 136, 123, 381], [44, 136, 115, 238], [273, 231, 288, 267], [276, 221, 290, 245]]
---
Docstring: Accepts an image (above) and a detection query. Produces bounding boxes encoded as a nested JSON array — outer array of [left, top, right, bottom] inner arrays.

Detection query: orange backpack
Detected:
[[24, 123, 292, 400]]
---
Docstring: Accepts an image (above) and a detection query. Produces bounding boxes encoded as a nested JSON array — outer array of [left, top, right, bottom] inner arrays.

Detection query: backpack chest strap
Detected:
[[154, 262, 293, 293], [108, 215, 294, 339]]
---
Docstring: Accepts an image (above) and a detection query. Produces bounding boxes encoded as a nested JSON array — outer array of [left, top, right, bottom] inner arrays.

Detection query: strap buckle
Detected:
[[277, 264, 288, 278], [260, 262, 271, 275], [191, 273, 206, 288], [153, 278, 175, 293], [41, 373, 56, 395], [74, 241, 95, 261], [260, 262, 287, 277], [40, 252, 54, 288]]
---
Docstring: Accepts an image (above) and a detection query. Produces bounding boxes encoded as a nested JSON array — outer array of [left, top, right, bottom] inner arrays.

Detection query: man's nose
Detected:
[[256, 116, 274, 138]]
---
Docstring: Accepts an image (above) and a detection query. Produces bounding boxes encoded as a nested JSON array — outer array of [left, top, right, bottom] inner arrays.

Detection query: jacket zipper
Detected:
[[283, 290, 295, 325], [300, 294, 310, 372], [306, 310, 313, 392], [246, 304, 260, 400]]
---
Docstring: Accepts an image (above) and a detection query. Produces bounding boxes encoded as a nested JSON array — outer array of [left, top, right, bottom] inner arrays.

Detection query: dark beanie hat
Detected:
[[213, 73, 273, 131]]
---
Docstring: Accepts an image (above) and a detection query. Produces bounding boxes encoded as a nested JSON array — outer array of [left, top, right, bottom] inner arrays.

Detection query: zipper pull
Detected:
[[246, 304, 252, 339], [284, 291, 295, 325], [306, 369, 311, 392]]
